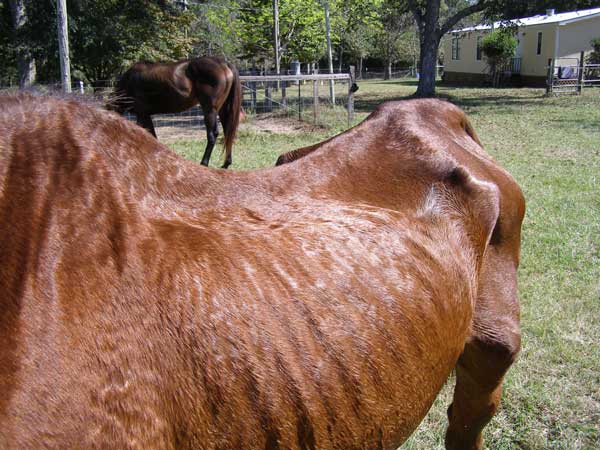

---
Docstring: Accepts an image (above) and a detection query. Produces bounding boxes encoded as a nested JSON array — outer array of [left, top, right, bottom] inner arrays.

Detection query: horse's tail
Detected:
[[219, 63, 242, 168]]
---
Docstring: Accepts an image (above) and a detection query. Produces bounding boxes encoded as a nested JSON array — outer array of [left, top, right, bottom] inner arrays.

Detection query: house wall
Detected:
[[519, 23, 557, 78], [557, 16, 600, 57], [442, 15, 600, 86], [443, 30, 489, 76]]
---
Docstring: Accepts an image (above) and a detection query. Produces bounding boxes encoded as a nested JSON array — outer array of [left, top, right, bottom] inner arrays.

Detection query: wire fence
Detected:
[[239, 76, 353, 124], [0, 71, 358, 140], [546, 53, 600, 95], [1, 65, 441, 139]]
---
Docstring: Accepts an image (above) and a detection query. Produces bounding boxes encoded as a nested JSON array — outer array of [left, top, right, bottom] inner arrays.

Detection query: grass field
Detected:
[[169, 80, 600, 449]]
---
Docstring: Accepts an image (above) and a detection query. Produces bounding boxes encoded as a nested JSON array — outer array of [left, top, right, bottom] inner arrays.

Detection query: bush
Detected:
[[482, 30, 517, 87], [588, 37, 600, 64]]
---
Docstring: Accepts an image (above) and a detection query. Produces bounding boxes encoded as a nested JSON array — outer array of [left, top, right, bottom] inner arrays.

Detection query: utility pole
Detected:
[[56, 0, 71, 93], [273, 0, 280, 76], [323, 0, 335, 103], [177, 0, 189, 57]]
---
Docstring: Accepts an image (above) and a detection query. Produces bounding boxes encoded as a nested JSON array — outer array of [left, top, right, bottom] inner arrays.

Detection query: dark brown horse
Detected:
[[0, 93, 525, 450], [108, 57, 242, 168]]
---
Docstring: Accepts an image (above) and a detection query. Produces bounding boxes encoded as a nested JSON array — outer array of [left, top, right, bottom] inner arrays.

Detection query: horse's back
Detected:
[[0, 94, 522, 450]]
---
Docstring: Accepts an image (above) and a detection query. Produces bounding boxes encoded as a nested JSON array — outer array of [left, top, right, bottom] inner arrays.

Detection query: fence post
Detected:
[[546, 58, 554, 94], [298, 82, 302, 121], [281, 81, 287, 109], [348, 65, 355, 126], [313, 71, 319, 125], [265, 82, 272, 112], [577, 50, 585, 94], [251, 82, 257, 113]]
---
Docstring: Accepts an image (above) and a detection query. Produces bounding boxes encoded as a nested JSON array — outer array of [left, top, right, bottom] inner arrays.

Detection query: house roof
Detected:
[[454, 7, 600, 32]]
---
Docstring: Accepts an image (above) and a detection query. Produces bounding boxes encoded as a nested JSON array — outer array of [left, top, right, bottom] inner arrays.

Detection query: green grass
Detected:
[[168, 80, 600, 449]]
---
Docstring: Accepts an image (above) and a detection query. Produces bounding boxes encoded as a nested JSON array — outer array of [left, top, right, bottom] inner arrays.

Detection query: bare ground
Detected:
[[156, 113, 325, 143]]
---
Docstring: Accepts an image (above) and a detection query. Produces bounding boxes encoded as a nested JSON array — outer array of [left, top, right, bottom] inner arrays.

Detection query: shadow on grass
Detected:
[[352, 81, 548, 112], [361, 79, 421, 87], [446, 95, 546, 110], [548, 117, 600, 133], [354, 93, 545, 113], [354, 96, 412, 112]]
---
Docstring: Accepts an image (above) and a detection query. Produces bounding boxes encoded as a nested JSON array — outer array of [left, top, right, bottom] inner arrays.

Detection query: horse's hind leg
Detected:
[[136, 113, 157, 138], [445, 273, 521, 449], [201, 109, 218, 167], [221, 140, 232, 169], [218, 111, 233, 169]]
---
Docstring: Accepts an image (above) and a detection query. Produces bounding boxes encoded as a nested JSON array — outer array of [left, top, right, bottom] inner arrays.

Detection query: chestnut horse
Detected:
[[0, 93, 525, 450], [108, 57, 242, 168]]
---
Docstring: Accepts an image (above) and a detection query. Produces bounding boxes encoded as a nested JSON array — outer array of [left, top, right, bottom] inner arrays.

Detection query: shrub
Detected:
[[588, 37, 600, 64], [482, 29, 517, 87]]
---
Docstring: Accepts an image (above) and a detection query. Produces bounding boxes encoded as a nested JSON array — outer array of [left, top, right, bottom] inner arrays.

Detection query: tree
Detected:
[[408, 0, 493, 97], [282, 0, 326, 64], [373, 1, 415, 79], [330, 0, 381, 73], [238, 0, 326, 69], [5, 0, 35, 87], [189, 0, 244, 61], [407, 0, 555, 97], [68, 1, 193, 86], [481, 28, 517, 87], [0, 1, 17, 84], [11, 0, 192, 86], [588, 37, 600, 64]]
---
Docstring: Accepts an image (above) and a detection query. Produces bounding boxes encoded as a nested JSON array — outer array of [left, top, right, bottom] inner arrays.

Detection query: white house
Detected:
[[442, 7, 600, 86]]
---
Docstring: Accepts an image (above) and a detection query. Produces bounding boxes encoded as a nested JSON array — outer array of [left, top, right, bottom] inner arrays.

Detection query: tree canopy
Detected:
[[1, 0, 192, 85], [2, 0, 600, 92]]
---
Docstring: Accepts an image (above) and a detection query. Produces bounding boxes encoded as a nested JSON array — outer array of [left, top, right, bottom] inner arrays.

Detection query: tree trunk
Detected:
[[338, 44, 344, 72], [358, 56, 363, 80], [413, 0, 441, 98], [411, 0, 490, 96], [17, 58, 36, 89], [416, 33, 440, 97], [8, 0, 36, 88], [384, 59, 392, 80]]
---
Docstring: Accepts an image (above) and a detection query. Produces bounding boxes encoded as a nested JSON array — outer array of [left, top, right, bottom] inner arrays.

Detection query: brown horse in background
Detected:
[[1, 93, 525, 450], [108, 57, 242, 168]]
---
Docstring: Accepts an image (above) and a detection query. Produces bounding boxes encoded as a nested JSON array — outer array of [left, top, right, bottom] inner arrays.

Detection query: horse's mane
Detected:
[[0, 89, 105, 109]]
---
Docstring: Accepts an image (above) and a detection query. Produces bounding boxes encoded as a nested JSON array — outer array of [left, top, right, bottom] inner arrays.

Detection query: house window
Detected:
[[537, 32, 543, 55], [476, 36, 483, 60], [452, 37, 461, 60]]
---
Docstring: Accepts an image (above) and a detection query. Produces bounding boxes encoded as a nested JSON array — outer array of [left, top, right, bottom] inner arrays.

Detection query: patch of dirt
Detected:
[[245, 113, 324, 135], [156, 113, 324, 143], [156, 125, 203, 142]]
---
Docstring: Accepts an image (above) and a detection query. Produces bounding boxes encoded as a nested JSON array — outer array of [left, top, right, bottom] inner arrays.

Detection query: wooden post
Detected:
[[251, 83, 257, 113], [56, 0, 71, 93], [273, 0, 280, 91], [265, 82, 272, 112], [313, 76, 319, 125], [323, 0, 335, 104], [577, 50, 585, 94], [347, 65, 355, 126], [298, 82, 302, 121], [281, 81, 287, 109], [546, 58, 554, 95]]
